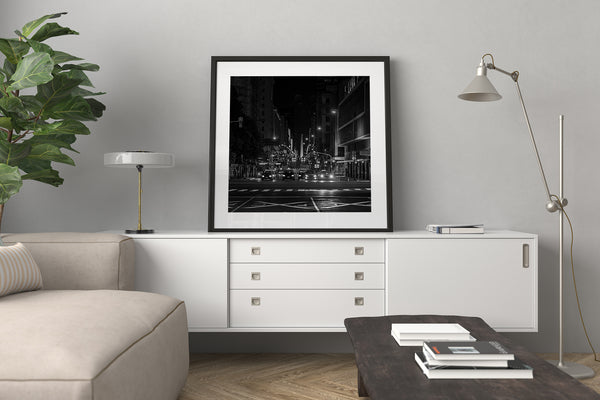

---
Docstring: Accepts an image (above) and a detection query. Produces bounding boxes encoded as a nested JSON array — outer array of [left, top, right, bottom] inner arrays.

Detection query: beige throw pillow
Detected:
[[0, 242, 43, 297]]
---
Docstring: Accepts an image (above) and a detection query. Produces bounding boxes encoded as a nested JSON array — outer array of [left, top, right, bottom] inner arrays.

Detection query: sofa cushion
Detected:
[[0, 290, 187, 388], [0, 242, 43, 297]]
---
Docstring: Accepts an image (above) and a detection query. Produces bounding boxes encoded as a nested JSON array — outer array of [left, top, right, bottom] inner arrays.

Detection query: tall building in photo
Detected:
[[230, 77, 280, 143], [313, 78, 340, 157], [335, 76, 371, 180]]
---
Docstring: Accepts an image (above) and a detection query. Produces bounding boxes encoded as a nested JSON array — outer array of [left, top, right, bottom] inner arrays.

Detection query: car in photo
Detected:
[[282, 169, 295, 180], [319, 170, 335, 180], [303, 170, 318, 181], [260, 170, 274, 181]]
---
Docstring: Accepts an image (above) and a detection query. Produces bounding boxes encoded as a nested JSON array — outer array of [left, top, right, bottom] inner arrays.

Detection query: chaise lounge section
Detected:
[[0, 232, 189, 400]]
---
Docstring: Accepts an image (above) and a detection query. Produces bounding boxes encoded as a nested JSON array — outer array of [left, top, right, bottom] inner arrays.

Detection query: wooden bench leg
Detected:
[[358, 370, 369, 397]]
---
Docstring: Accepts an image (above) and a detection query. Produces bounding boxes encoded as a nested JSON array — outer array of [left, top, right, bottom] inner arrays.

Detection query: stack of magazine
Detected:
[[414, 340, 533, 379], [390, 323, 475, 346]]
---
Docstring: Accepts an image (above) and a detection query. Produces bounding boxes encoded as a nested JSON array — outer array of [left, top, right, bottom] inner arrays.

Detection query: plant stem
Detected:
[[12, 131, 30, 142], [0, 203, 4, 233]]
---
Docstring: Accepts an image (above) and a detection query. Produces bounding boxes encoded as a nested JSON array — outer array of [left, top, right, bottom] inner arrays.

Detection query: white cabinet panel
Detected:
[[134, 238, 228, 329], [387, 238, 537, 332], [230, 263, 384, 289], [230, 238, 384, 263], [230, 289, 384, 328]]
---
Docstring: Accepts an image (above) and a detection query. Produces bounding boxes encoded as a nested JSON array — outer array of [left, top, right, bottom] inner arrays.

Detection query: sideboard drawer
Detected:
[[230, 289, 384, 328], [229, 239, 385, 263], [230, 263, 384, 289]]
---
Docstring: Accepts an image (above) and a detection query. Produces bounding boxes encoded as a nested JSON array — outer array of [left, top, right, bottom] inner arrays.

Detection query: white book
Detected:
[[415, 352, 533, 379], [423, 341, 515, 361], [422, 345, 508, 368], [426, 224, 484, 234], [391, 323, 471, 341], [391, 329, 476, 347]]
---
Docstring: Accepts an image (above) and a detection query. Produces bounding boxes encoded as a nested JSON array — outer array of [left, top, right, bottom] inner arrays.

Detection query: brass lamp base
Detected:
[[125, 229, 154, 234]]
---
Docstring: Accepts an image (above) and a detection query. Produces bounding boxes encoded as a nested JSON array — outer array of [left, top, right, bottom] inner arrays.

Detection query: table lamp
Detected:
[[458, 53, 594, 379], [104, 151, 174, 234]]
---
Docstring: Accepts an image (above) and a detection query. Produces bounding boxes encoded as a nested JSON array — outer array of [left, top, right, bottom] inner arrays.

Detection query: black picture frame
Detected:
[[208, 56, 392, 232]]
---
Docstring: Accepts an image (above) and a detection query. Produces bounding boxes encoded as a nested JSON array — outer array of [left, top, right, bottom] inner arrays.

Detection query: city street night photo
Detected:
[[228, 75, 372, 213]]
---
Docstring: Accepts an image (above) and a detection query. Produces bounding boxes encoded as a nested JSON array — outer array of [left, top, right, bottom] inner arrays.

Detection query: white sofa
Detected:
[[0, 233, 189, 400]]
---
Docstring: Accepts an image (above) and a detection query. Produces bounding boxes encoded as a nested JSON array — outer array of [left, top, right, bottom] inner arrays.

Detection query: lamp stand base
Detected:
[[546, 360, 595, 379], [125, 229, 154, 234]]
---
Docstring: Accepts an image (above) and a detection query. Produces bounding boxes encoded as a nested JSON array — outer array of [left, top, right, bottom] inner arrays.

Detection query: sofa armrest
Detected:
[[1, 232, 134, 290]]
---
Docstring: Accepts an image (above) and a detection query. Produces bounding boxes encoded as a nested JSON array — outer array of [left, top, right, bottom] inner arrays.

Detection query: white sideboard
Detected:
[[127, 231, 538, 333]]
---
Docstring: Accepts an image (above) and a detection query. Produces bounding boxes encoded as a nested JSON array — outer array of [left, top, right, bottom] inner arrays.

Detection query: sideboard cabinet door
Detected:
[[134, 238, 228, 329], [387, 238, 537, 332]]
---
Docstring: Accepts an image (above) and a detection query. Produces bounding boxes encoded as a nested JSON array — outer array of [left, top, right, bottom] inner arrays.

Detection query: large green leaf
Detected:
[[15, 157, 50, 172], [52, 51, 83, 65], [27, 143, 75, 165], [65, 69, 93, 87], [33, 119, 90, 136], [0, 117, 12, 130], [0, 97, 25, 113], [0, 163, 23, 203], [0, 139, 31, 165], [0, 98, 29, 125], [71, 87, 105, 97], [36, 73, 82, 110], [19, 95, 43, 114], [30, 22, 78, 43], [86, 98, 106, 118], [7, 52, 54, 91], [0, 39, 30, 65], [3, 59, 16, 77], [59, 63, 100, 72], [27, 133, 78, 153], [21, 12, 67, 38], [28, 40, 54, 56], [44, 96, 96, 121], [21, 168, 63, 186]]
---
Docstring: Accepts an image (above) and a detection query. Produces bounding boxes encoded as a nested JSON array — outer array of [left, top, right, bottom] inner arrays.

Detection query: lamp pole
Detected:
[[558, 115, 565, 368], [136, 164, 143, 232]]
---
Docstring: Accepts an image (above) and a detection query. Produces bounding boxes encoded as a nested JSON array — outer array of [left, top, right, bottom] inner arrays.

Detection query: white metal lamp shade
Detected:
[[458, 62, 502, 102], [104, 151, 174, 167]]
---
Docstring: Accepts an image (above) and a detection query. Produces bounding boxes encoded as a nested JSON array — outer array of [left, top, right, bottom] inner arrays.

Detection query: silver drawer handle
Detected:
[[251, 247, 261, 256], [251, 297, 261, 306], [354, 272, 364, 281], [523, 244, 530, 268], [354, 246, 364, 256], [251, 272, 261, 280], [354, 297, 364, 306]]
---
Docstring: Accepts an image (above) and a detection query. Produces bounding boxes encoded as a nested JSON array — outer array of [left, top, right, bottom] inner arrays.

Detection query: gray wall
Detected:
[[2, 0, 599, 353]]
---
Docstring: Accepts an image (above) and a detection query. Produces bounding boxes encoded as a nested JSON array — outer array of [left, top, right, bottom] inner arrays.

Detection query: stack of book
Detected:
[[414, 340, 533, 379], [390, 323, 475, 346], [425, 224, 484, 234]]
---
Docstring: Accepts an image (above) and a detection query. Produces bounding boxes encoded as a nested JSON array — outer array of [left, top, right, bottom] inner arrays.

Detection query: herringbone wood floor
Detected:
[[179, 353, 600, 400]]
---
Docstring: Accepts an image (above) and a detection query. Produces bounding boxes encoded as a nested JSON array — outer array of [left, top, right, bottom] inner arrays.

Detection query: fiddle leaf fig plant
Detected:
[[0, 12, 105, 226]]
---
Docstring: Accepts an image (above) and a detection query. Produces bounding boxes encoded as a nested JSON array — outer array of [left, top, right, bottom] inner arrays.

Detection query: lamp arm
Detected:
[[486, 63, 520, 82], [513, 80, 561, 212]]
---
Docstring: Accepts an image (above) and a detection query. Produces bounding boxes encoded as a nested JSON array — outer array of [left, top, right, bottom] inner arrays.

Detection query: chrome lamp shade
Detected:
[[104, 151, 174, 234], [104, 151, 174, 168], [458, 62, 502, 102]]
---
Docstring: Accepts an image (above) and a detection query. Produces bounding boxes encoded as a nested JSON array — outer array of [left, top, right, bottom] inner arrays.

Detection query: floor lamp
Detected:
[[104, 151, 174, 234], [458, 53, 594, 379]]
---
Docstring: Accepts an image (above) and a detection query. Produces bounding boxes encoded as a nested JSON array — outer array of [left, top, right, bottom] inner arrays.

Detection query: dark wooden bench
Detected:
[[344, 315, 600, 400]]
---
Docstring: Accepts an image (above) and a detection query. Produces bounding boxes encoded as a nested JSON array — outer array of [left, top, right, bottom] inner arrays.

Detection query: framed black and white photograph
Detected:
[[208, 56, 392, 231]]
